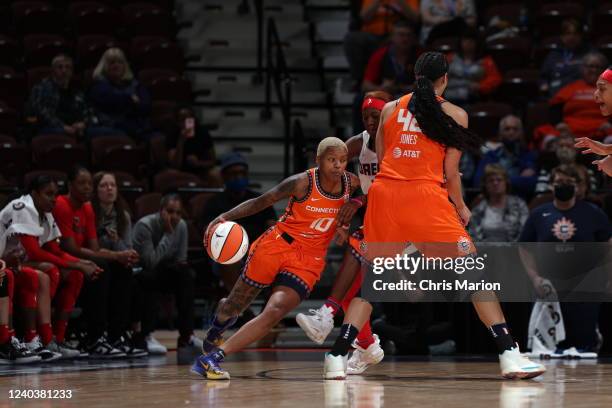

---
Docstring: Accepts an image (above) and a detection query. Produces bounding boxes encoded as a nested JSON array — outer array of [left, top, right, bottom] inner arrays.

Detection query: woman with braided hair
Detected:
[[323, 52, 546, 380]]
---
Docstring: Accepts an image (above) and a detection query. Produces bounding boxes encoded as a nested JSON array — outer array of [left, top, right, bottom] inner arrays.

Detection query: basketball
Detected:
[[205, 221, 249, 264]]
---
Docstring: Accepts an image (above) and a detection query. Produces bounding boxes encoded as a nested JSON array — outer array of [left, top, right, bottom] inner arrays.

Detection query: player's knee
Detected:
[[36, 262, 55, 273], [37, 271, 50, 292], [262, 303, 289, 324]]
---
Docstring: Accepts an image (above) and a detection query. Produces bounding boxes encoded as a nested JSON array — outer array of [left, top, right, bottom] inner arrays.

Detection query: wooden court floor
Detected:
[[1, 351, 611, 407]]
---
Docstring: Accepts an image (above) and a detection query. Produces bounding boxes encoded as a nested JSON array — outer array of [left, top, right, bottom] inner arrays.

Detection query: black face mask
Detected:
[[554, 184, 575, 202]]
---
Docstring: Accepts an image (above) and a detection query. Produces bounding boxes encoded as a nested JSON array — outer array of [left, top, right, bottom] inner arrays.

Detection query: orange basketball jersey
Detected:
[[275, 168, 351, 253], [377, 93, 446, 184]]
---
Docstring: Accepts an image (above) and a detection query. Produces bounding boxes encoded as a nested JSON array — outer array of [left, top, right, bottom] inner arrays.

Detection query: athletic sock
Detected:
[[355, 320, 375, 349], [206, 316, 237, 341], [24, 329, 37, 343], [0, 324, 9, 344], [38, 323, 53, 346], [489, 323, 516, 353], [330, 324, 359, 357], [324, 297, 342, 316], [53, 320, 68, 343]]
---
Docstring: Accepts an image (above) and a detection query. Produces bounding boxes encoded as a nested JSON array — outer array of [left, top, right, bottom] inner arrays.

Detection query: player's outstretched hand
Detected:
[[204, 215, 227, 248], [336, 200, 360, 227], [593, 155, 612, 176], [575, 137, 612, 156]]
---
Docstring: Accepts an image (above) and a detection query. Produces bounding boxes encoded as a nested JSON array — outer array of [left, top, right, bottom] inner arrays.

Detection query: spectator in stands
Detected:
[[549, 52, 612, 140], [520, 164, 611, 357], [27, 54, 107, 138], [473, 115, 538, 199], [534, 133, 599, 198], [469, 164, 529, 242], [540, 19, 590, 98], [132, 193, 202, 355], [53, 166, 139, 358], [345, 0, 419, 86], [444, 28, 502, 107], [166, 105, 219, 185], [362, 20, 421, 96], [200, 153, 277, 291], [89, 48, 155, 140], [91, 172, 146, 357], [420, 0, 476, 45]]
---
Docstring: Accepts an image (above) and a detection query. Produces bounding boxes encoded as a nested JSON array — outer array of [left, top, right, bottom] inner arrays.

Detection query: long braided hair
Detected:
[[410, 51, 482, 152]]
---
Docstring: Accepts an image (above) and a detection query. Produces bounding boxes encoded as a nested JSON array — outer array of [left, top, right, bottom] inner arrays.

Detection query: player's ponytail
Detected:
[[411, 52, 482, 152]]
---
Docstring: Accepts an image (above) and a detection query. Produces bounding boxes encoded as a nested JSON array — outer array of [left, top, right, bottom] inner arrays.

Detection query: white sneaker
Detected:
[[296, 305, 335, 345], [324, 352, 348, 380], [25, 336, 61, 362], [46, 339, 81, 359], [561, 347, 598, 359], [347, 334, 384, 375], [525, 336, 554, 359], [499, 347, 546, 380], [146, 335, 167, 355]]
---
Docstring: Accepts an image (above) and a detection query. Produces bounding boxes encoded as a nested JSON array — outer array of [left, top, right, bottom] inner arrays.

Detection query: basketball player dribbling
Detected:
[[323, 52, 546, 380], [191, 137, 361, 380], [296, 91, 392, 376], [575, 68, 612, 176]]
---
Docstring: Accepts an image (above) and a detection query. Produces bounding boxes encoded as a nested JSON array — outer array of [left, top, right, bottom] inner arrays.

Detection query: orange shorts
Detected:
[[363, 179, 475, 260], [241, 227, 326, 299]]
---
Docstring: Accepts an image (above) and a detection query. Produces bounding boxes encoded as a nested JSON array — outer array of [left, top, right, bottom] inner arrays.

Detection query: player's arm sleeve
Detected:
[[20, 236, 72, 268], [132, 222, 172, 270], [52, 201, 75, 240]]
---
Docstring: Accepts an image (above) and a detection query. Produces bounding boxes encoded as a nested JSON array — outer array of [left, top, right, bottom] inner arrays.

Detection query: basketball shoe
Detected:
[[0, 337, 41, 364], [46, 339, 82, 359], [324, 352, 348, 380], [24, 336, 62, 362], [347, 334, 384, 375], [191, 350, 230, 380], [499, 347, 546, 379], [296, 305, 334, 344]]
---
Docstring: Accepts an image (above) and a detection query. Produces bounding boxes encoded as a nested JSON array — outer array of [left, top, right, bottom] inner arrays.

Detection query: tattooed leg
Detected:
[[204, 278, 261, 350]]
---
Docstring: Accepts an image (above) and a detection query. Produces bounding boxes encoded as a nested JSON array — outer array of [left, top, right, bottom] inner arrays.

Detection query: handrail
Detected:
[[263, 18, 293, 178], [253, 0, 264, 84]]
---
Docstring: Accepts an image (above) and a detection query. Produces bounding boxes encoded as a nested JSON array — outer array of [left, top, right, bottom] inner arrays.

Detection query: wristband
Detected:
[[350, 197, 364, 208]]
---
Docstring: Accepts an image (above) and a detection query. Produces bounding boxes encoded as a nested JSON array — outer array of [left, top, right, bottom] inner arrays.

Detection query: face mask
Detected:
[[556, 147, 576, 164], [554, 184, 575, 201], [225, 177, 249, 192]]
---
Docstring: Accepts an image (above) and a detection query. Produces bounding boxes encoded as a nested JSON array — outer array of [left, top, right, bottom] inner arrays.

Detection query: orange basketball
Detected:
[[205, 221, 249, 264]]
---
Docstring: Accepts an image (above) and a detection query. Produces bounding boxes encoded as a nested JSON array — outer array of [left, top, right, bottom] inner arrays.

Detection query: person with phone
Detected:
[[167, 106, 219, 185]]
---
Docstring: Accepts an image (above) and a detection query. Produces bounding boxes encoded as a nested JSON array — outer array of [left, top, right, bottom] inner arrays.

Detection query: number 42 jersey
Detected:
[[275, 168, 351, 253]]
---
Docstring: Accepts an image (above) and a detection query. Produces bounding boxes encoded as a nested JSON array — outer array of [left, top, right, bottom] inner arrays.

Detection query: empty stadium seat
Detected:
[[188, 192, 215, 222], [154, 169, 206, 194], [0, 36, 21, 69], [486, 37, 531, 73], [0, 72, 26, 110], [132, 40, 184, 72], [31, 134, 87, 172], [536, 3, 584, 38], [23, 169, 67, 191], [122, 3, 174, 37], [13, 1, 62, 35], [467, 102, 513, 140], [497, 69, 540, 105], [148, 76, 192, 102], [134, 192, 162, 220], [90, 135, 147, 175], [71, 5, 122, 36], [592, 3, 612, 41], [1, 143, 30, 184], [76, 35, 123, 70], [484, 4, 523, 27], [0, 103, 18, 135], [23, 34, 69, 68]]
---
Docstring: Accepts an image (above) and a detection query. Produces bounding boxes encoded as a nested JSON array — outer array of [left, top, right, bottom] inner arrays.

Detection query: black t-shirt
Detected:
[[380, 47, 420, 86], [200, 190, 277, 242]]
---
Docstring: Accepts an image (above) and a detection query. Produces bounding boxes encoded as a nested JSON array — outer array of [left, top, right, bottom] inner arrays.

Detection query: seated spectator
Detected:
[[444, 28, 502, 106], [520, 164, 611, 356], [132, 193, 202, 355], [473, 115, 538, 198], [344, 0, 419, 86], [166, 105, 219, 186], [535, 134, 599, 197], [89, 48, 155, 140], [469, 164, 529, 242], [27, 54, 113, 139], [362, 20, 421, 96], [200, 153, 277, 291], [420, 0, 476, 45], [549, 52, 612, 140], [91, 172, 146, 357], [540, 19, 590, 98], [52, 166, 139, 358]]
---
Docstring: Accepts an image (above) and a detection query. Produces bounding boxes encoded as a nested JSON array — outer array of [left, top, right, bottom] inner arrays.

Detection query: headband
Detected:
[[599, 69, 612, 83], [361, 97, 386, 112]]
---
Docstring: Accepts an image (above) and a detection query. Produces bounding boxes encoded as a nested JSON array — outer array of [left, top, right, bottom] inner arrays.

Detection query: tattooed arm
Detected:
[[204, 173, 309, 246]]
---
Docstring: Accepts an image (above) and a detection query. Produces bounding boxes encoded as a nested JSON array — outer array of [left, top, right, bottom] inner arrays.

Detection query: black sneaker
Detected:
[[86, 336, 126, 359], [112, 333, 148, 358], [25, 336, 61, 362], [0, 337, 42, 364]]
